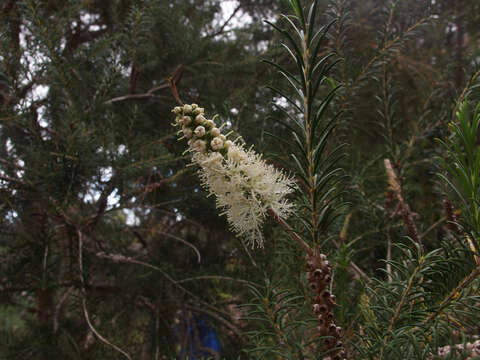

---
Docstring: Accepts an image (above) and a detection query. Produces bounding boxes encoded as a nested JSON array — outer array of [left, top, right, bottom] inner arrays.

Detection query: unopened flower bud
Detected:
[[195, 115, 206, 124], [224, 140, 233, 149], [191, 103, 198, 109], [211, 127, 220, 137], [219, 134, 227, 142], [211, 137, 224, 150], [183, 104, 192, 114], [194, 126, 206, 137], [173, 106, 182, 114], [188, 139, 194, 147], [183, 128, 193, 139], [194, 107, 205, 115], [182, 116, 192, 125], [192, 139, 206, 153], [205, 119, 215, 128]]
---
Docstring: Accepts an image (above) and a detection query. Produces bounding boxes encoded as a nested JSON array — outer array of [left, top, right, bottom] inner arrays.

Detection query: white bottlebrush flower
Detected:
[[172, 103, 295, 247], [227, 146, 247, 163], [194, 126, 206, 137], [210, 137, 224, 150], [192, 144, 294, 248]]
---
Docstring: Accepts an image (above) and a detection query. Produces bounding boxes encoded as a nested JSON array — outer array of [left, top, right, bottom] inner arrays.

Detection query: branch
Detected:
[[268, 208, 312, 255], [204, 4, 241, 39], [106, 65, 184, 104], [64, 27, 110, 54], [178, 275, 260, 287]]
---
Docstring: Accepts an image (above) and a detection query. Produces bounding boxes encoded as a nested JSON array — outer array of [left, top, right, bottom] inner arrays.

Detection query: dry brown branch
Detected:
[[384, 158, 421, 252], [107, 65, 184, 104]]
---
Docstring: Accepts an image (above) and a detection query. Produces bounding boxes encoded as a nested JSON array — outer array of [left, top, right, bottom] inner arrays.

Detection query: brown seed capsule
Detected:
[[324, 338, 334, 347], [336, 326, 343, 336], [313, 269, 323, 278], [318, 305, 328, 313]]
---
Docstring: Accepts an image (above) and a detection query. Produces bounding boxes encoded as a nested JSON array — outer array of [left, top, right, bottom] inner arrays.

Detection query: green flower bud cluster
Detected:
[[172, 104, 233, 155]]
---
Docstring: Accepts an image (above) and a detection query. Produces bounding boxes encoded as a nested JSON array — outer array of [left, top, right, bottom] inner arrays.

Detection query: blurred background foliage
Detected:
[[0, 0, 479, 359]]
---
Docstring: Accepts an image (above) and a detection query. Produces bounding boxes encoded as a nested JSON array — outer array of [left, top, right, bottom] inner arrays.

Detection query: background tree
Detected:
[[1, 0, 479, 359]]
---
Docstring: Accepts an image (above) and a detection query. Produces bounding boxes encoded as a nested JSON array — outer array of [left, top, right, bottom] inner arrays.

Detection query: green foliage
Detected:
[[265, 0, 345, 246], [440, 100, 480, 249], [2, 0, 480, 359]]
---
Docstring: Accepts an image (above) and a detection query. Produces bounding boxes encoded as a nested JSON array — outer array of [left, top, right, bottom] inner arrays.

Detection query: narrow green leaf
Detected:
[[306, 0, 319, 46], [267, 85, 303, 113]]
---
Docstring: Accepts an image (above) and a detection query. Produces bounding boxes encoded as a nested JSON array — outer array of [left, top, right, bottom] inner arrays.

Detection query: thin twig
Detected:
[[77, 230, 132, 360], [419, 216, 447, 240], [204, 4, 241, 39], [95, 251, 232, 318], [451, 68, 480, 123], [178, 275, 260, 287], [157, 231, 201, 263], [381, 260, 423, 358]]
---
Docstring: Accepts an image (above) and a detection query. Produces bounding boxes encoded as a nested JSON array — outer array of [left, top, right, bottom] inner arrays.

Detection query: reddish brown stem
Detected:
[[268, 208, 312, 256]]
